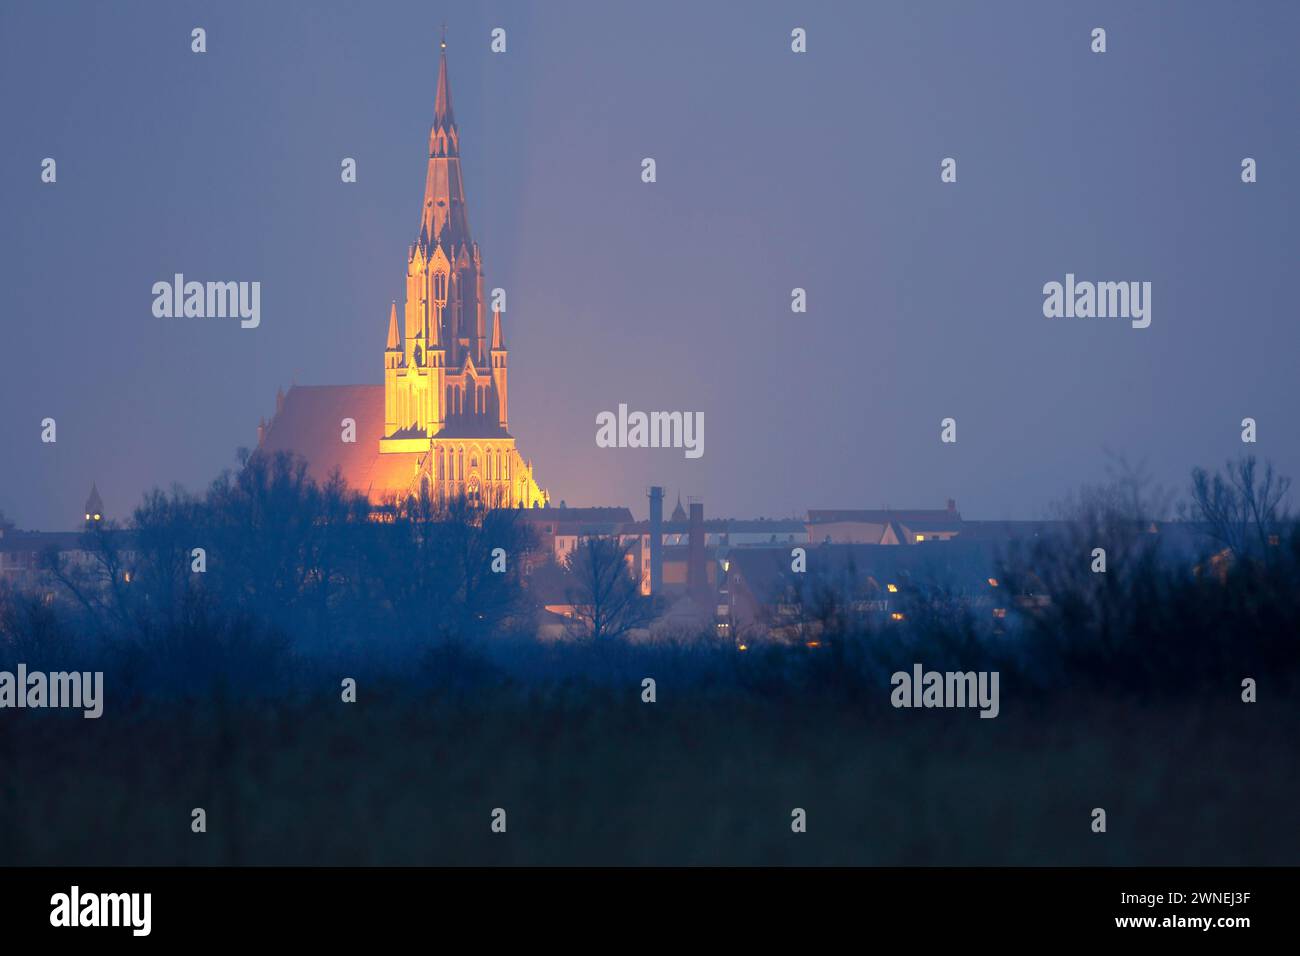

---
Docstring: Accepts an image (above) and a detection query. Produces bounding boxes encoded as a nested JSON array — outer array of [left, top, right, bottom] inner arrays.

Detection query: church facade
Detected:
[[259, 42, 547, 509]]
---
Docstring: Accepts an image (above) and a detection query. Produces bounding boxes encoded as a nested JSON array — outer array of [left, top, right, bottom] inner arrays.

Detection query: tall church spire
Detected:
[[420, 31, 470, 251], [382, 36, 539, 503], [434, 29, 455, 130]]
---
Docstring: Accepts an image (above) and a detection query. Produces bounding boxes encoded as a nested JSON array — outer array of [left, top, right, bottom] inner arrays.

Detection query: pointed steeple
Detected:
[[671, 494, 687, 523], [434, 30, 455, 130], [420, 32, 470, 251], [386, 301, 400, 349], [491, 308, 504, 350], [85, 482, 104, 523]]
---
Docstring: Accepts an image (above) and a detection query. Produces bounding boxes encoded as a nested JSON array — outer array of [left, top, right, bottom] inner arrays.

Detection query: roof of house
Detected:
[[0, 530, 132, 553], [623, 518, 806, 535], [516, 507, 635, 526], [953, 520, 1071, 541], [723, 542, 1001, 604], [807, 509, 962, 525]]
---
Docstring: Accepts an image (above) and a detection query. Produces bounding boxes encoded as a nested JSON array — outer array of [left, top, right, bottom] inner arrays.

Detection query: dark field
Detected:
[[1, 661, 1292, 866]]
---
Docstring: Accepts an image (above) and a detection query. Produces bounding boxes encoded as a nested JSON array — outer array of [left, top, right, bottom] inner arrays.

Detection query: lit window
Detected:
[[993, 608, 1007, 619], [887, 583, 898, 593], [988, 578, 999, 588], [915, 534, 925, 542], [890, 612, 904, 621]]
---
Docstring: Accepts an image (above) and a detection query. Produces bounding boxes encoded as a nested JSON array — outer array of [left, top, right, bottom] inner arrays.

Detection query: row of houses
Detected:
[[515, 499, 965, 560], [2, 486, 1228, 643], [514, 497, 973, 598], [513, 492, 1232, 641], [516, 499, 998, 639]]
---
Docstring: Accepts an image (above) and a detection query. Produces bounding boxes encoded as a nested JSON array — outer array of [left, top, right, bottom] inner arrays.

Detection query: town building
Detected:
[[806, 501, 963, 545]]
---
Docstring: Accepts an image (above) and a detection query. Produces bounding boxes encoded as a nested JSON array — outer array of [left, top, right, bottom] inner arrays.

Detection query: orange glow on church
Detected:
[[257, 39, 547, 509]]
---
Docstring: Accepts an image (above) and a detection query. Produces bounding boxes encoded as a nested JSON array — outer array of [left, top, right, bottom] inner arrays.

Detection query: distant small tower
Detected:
[[84, 482, 104, 524]]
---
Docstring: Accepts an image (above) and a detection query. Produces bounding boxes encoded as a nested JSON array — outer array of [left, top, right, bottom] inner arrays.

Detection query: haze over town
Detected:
[[3, 1, 1298, 532]]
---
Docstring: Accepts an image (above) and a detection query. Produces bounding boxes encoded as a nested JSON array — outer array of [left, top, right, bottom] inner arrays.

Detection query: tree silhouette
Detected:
[[563, 537, 652, 640]]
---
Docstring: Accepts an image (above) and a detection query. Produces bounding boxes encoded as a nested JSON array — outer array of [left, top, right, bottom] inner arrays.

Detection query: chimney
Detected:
[[648, 486, 664, 596], [947, 498, 956, 513], [687, 500, 706, 600]]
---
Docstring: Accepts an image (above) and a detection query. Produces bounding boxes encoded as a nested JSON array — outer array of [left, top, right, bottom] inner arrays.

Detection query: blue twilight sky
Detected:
[[2, 0, 1298, 529]]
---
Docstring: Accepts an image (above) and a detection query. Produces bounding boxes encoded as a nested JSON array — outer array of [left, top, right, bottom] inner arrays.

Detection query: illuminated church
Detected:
[[260, 40, 547, 509]]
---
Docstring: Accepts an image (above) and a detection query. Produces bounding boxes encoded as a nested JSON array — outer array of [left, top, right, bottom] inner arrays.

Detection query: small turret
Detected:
[[491, 309, 505, 350], [386, 301, 401, 350], [490, 307, 509, 428]]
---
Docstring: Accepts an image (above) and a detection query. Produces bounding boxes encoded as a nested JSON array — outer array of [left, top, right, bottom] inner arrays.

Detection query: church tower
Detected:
[[84, 483, 104, 524], [379, 34, 546, 509]]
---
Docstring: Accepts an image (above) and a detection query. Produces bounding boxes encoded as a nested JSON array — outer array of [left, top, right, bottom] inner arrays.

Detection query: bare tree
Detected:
[[758, 566, 849, 644], [1101, 450, 1174, 523], [44, 518, 137, 633], [1189, 456, 1291, 560], [563, 537, 653, 640]]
